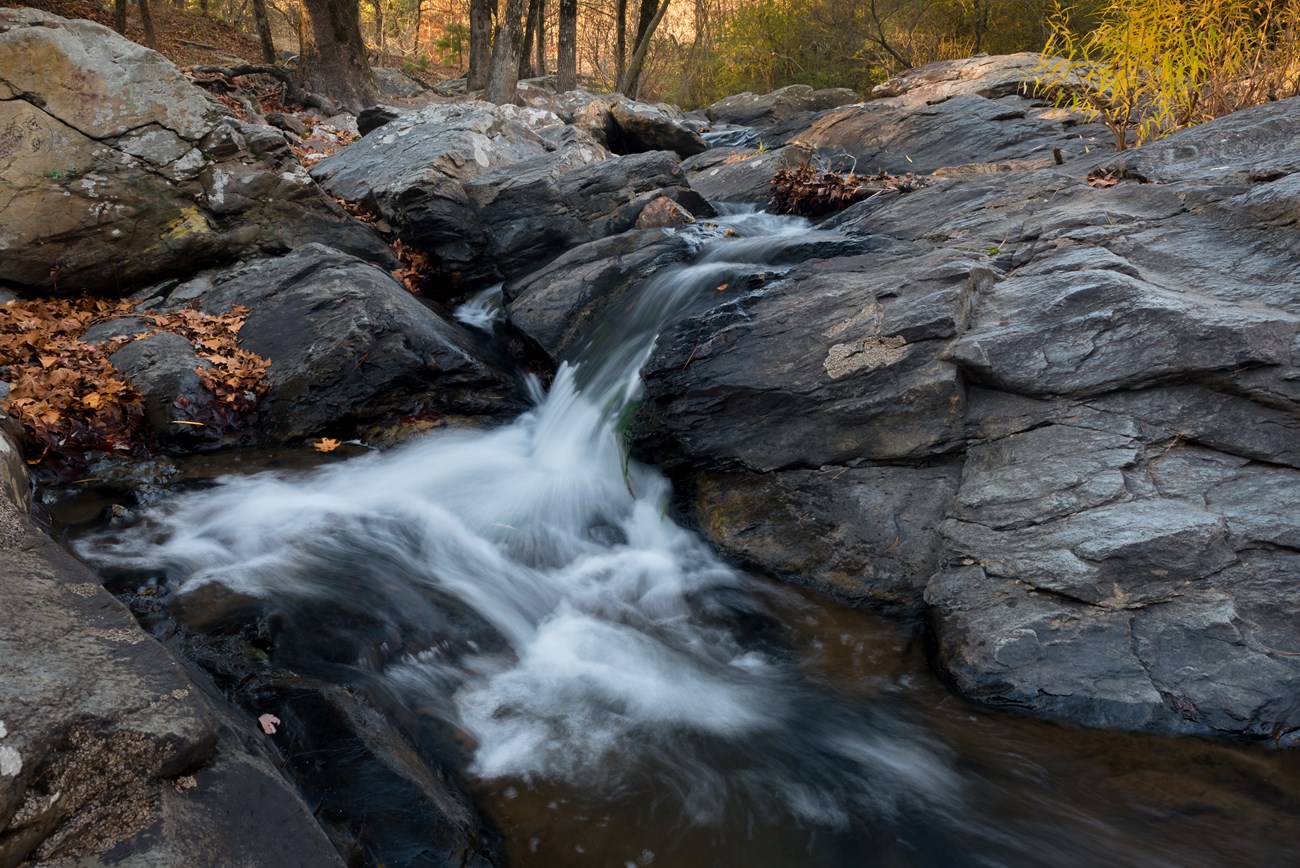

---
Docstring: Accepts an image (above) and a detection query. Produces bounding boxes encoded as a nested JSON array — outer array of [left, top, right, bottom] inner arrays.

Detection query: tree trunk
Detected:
[[369, 0, 384, 60], [614, 0, 627, 85], [412, 0, 422, 52], [556, 0, 576, 91], [298, 0, 376, 110], [535, 0, 546, 75], [113, 0, 127, 33], [484, 0, 528, 103], [468, 0, 494, 89], [617, 0, 669, 96], [138, 0, 157, 47], [519, 0, 540, 79], [250, 0, 277, 63]]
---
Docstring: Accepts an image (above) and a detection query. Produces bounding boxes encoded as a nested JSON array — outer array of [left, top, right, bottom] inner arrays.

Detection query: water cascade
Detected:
[[78, 210, 1298, 867]]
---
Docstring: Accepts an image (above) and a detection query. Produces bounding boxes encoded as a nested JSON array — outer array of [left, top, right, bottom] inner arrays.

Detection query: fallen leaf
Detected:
[[257, 713, 281, 734], [314, 437, 342, 452]]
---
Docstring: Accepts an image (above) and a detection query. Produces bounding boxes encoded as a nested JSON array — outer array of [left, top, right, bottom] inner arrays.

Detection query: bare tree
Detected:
[[468, 0, 494, 88], [556, 0, 577, 91], [299, 0, 377, 110], [484, 0, 528, 103], [617, 0, 671, 96], [250, 0, 277, 62]]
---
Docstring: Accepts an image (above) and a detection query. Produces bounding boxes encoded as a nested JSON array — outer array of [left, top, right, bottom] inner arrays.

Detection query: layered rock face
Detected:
[[619, 86, 1300, 742]]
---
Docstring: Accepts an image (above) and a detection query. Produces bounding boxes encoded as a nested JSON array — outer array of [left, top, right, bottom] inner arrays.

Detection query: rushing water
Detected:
[[76, 209, 1300, 867]]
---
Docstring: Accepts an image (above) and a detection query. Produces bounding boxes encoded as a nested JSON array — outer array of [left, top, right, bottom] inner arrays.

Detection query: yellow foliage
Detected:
[[1040, 0, 1300, 149]]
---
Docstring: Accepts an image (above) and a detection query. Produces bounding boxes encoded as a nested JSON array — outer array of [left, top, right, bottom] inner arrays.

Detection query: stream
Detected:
[[73, 209, 1299, 867]]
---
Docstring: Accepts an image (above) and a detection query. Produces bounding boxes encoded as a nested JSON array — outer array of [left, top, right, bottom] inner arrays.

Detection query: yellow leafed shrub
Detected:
[[1040, 0, 1300, 149]]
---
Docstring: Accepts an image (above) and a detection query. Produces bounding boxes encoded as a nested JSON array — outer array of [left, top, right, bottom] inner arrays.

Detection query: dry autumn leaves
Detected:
[[0, 297, 270, 481]]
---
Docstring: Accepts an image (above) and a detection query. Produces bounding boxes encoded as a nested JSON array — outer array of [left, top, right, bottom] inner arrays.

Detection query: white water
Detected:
[[80, 209, 966, 835]]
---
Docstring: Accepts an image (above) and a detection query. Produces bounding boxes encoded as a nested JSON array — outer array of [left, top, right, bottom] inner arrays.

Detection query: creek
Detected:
[[71, 210, 1299, 867]]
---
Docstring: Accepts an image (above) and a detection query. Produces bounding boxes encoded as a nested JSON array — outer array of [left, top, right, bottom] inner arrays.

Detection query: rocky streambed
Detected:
[[2, 10, 1299, 866]]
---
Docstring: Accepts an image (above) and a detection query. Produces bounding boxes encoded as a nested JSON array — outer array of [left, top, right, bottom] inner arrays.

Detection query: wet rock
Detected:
[[0, 512, 341, 864], [505, 228, 699, 362], [631, 89, 1300, 741], [467, 149, 708, 282], [0, 9, 391, 294], [688, 464, 959, 610], [681, 145, 812, 205], [108, 332, 220, 448], [639, 246, 980, 471], [636, 195, 696, 228]]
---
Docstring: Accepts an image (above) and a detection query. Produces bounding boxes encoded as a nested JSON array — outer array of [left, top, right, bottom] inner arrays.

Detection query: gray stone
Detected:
[[705, 84, 860, 128], [0, 10, 391, 294], [869, 53, 1058, 105], [1107, 96, 1300, 183], [0, 517, 343, 864], [680, 145, 812, 205], [506, 229, 698, 362], [688, 464, 959, 610], [792, 93, 1106, 175], [608, 99, 708, 157], [467, 149, 702, 280], [153, 244, 520, 441], [109, 332, 217, 447]]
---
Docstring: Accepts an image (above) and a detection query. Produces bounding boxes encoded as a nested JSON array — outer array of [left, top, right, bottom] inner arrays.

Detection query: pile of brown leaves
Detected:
[[144, 305, 270, 431], [768, 163, 926, 217], [1, 298, 148, 479], [0, 297, 270, 481]]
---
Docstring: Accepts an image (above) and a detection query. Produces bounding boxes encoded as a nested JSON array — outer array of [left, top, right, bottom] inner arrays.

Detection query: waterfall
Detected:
[[79, 208, 972, 851]]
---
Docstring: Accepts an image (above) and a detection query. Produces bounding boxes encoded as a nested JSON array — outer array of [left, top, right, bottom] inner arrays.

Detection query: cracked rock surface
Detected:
[[618, 90, 1300, 742]]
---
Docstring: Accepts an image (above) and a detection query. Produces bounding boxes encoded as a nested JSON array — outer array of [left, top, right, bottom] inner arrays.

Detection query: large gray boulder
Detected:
[[0, 9, 390, 294], [629, 95, 1300, 742]]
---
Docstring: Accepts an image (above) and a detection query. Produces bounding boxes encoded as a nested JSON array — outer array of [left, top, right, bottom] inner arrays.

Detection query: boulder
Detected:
[[371, 66, 431, 100], [869, 53, 1056, 105], [705, 84, 861, 127], [120, 244, 519, 443], [633, 95, 1300, 741], [357, 104, 404, 136], [311, 101, 612, 285], [681, 145, 811, 205], [608, 99, 708, 157], [505, 229, 700, 362], [689, 465, 960, 610], [0, 9, 391, 294], [791, 92, 1106, 174], [467, 149, 711, 280]]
